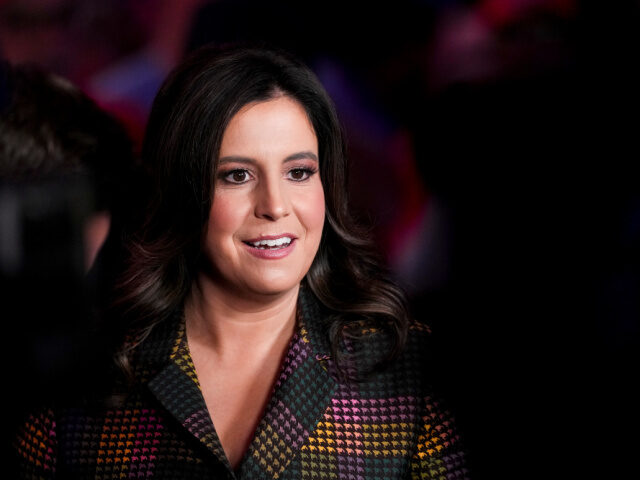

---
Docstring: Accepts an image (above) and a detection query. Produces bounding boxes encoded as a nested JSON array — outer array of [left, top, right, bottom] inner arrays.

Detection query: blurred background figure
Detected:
[[1, 0, 638, 478], [0, 61, 135, 471], [0, 64, 134, 270]]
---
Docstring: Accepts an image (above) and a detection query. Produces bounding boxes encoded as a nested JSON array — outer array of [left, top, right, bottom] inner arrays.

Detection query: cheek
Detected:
[[298, 186, 326, 241], [208, 194, 244, 235]]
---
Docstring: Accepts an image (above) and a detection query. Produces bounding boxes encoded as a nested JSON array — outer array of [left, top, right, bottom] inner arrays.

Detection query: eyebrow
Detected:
[[219, 151, 319, 165]]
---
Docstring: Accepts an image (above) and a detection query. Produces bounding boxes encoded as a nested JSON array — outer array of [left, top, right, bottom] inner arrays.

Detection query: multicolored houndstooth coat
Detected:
[[16, 287, 468, 479]]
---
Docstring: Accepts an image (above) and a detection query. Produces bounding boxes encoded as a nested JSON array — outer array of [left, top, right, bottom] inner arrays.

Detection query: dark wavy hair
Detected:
[[104, 44, 411, 381]]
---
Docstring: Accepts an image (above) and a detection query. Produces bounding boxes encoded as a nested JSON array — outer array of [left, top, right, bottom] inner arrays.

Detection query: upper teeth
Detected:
[[251, 237, 292, 248]]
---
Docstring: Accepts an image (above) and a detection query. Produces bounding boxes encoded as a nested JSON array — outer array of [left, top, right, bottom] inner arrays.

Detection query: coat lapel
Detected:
[[144, 319, 232, 470], [237, 286, 338, 479]]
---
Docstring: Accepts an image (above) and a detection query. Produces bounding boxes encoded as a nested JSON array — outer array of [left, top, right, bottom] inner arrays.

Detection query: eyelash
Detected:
[[219, 167, 318, 185], [220, 169, 253, 184], [287, 167, 318, 182]]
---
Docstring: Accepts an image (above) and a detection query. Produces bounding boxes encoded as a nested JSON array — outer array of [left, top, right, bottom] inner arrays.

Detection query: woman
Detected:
[[15, 45, 468, 479]]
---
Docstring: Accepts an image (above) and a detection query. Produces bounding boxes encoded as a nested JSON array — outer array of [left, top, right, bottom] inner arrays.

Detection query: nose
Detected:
[[254, 176, 290, 221]]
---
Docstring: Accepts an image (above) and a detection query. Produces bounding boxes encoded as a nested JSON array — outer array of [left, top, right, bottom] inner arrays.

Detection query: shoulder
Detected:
[[14, 407, 58, 478], [357, 323, 469, 477], [354, 319, 431, 380], [13, 385, 170, 478], [327, 341, 469, 479], [402, 323, 469, 478], [409, 392, 469, 479]]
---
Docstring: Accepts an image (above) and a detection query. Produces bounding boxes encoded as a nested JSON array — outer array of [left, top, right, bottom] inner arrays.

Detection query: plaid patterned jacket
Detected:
[[16, 287, 468, 479]]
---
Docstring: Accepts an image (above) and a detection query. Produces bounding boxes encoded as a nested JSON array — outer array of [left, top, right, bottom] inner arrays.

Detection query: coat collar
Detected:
[[139, 285, 338, 479]]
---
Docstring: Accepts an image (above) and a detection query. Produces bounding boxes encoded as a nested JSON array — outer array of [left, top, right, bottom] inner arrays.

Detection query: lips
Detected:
[[243, 234, 296, 248], [245, 236, 292, 249], [242, 234, 298, 259]]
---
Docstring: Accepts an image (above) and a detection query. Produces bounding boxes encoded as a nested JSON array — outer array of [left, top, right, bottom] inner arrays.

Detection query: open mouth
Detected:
[[243, 236, 294, 250]]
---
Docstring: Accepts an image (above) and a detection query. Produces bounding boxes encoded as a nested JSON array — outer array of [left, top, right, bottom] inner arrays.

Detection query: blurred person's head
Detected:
[[0, 62, 134, 272]]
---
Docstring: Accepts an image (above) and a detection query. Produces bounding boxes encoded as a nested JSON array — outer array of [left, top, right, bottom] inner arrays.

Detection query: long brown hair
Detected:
[[102, 44, 411, 381]]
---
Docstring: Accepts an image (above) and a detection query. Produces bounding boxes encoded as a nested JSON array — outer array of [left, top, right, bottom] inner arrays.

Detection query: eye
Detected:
[[222, 169, 252, 184], [287, 167, 316, 182]]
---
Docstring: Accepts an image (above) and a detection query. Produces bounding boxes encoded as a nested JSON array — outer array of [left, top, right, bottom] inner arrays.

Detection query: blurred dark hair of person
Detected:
[[1, 61, 135, 271], [0, 60, 136, 466]]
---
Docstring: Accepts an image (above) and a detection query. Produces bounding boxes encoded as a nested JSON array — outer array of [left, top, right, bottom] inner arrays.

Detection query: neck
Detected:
[[185, 275, 299, 359]]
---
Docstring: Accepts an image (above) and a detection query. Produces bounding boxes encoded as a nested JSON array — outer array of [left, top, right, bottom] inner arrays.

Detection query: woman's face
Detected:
[[203, 95, 325, 298]]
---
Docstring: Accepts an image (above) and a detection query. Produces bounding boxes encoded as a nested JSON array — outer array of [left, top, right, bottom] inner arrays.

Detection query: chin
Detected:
[[244, 273, 302, 297]]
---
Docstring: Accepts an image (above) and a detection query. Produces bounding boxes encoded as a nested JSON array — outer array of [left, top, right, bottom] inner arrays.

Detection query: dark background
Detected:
[[2, 1, 638, 478]]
